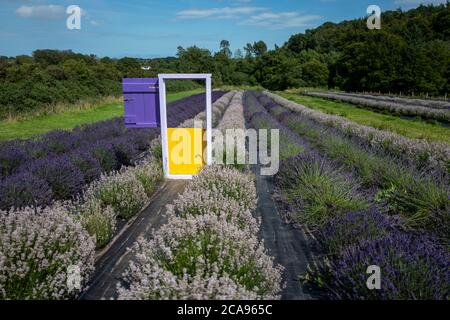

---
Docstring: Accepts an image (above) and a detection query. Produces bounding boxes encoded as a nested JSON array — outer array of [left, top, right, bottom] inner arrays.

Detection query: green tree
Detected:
[[220, 40, 232, 58], [255, 50, 302, 91], [301, 59, 329, 87]]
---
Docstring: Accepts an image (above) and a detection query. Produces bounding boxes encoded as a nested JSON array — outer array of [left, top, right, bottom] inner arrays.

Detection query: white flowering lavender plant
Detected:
[[190, 165, 257, 211], [86, 169, 149, 220], [117, 214, 282, 300], [0, 205, 95, 299], [128, 157, 163, 197], [70, 196, 117, 249], [166, 186, 259, 234]]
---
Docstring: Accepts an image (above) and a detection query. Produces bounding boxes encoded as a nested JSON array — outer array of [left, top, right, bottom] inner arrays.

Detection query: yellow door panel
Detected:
[[167, 128, 206, 175]]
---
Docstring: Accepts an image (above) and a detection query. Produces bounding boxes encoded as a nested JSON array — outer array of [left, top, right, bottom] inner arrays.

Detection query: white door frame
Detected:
[[158, 73, 212, 180]]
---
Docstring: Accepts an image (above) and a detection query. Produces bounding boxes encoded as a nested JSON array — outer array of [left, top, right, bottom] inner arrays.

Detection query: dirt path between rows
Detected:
[[253, 167, 319, 300], [80, 180, 188, 300]]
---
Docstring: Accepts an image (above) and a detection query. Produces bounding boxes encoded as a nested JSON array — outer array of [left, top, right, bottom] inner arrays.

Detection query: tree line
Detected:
[[0, 3, 448, 118]]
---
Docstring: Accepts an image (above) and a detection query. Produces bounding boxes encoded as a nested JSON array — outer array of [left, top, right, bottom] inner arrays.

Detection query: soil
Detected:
[[253, 166, 322, 300]]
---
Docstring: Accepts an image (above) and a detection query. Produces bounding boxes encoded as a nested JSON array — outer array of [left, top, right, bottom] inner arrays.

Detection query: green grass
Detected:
[[0, 89, 203, 141], [279, 93, 450, 144], [278, 158, 368, 229]]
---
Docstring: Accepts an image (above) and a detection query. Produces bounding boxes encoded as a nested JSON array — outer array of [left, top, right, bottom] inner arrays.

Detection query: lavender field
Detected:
[[0, 91, 226, 210], [305, 91, 450, 123], [244, 91, 449, 300], [0, 89, 449, 301]]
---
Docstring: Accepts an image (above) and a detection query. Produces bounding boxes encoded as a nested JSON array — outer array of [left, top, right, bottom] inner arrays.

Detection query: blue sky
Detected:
[[0, 0, 447, 58]]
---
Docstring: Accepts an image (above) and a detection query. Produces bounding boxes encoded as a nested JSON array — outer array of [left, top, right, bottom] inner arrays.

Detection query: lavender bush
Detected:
[[27, 155, 85, 201], [167, 186, 259, 234], [217, 91, 246, 131], [189, 165, 257, 211], [110, 136, 139, 166], [68, 149, 103, 183], [245, 92, 304, 160], [276, 153, 368, 229], [0, 171, 53, 210], [0, 205, 95, 299], [262, 91, 450, 176], [68, 197, 117, 249], [306, 92, 450, 122], [0, 141, 26, 176], [317, 209, 395, 256], [271, 107, 449, 237], [325, 232, 450, 300], [117, 214, 282, 300], [190, 91, 237, 128], [128, 157, 163, 197], [87, 141, 118, 172]]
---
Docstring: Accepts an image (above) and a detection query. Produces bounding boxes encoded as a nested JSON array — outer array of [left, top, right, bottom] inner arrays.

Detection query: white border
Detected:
[[158, 74, 212, 180]]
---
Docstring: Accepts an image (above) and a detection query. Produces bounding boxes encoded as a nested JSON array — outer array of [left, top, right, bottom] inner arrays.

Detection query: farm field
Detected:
[[1, 89, 448, 301], [0, 89, 204, 141], [245, 91, 449, 300], [279, 92, 450, 144], [0, 91, 227, 211], [1, 0, 450, 307]]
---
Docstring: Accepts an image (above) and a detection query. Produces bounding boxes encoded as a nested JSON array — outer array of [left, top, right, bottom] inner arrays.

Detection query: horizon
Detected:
[[0, 0, 448, 59]]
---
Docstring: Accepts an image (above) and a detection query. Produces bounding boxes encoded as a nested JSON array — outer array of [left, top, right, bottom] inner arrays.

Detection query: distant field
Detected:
[[280, 93, 450, 144], [0, 89, 203, 140]]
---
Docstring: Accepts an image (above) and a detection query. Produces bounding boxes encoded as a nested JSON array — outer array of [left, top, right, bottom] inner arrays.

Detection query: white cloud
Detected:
[[239, 12, 321, 30], [176, 6, 265, 20], [16, 5, 66, 20], [393, 0, 447, 4], [176, 5, 321, 30]]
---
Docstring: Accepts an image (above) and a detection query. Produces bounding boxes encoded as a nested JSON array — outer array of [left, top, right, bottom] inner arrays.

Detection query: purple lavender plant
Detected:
[[68, 149, 103, 183], [90, 141, 119, 172], [326, 232, 450, 300], [0, 141, 27, 176], [111, 136, 139, 166], [42, 129, 84, 154], [317, 208, 396, 255], [27, 155, 84, 200], [306, 92, 450, 122], [0, 171, 53, 210]]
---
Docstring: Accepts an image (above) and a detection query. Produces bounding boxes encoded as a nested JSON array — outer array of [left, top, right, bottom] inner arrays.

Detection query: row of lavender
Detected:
[[244, 91, 449, 299], [117, 92, 282, 299], [264, 92, 450, 178], [0, 91, 227, 210], [305, 92, 450, 123], [337, 92, 450, 110]]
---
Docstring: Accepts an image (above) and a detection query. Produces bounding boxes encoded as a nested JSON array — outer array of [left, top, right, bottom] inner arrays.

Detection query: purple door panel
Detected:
[[122, 78, 160, 128]]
